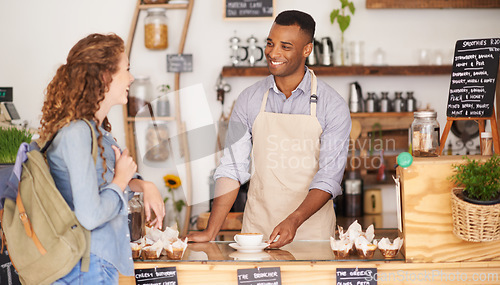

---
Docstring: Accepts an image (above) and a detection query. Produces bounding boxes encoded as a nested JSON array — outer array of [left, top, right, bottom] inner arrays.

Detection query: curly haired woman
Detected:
[[39, 33, 165, 284]]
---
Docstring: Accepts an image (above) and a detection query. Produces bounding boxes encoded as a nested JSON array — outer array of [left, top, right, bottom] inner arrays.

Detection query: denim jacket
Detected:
[[47, 120, 136, 276]]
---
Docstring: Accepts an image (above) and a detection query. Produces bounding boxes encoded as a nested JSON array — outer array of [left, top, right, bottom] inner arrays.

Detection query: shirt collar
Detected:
[[267, 66, 311, 98]]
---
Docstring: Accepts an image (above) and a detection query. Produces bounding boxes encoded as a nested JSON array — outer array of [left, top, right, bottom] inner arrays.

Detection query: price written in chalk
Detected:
[[446, 38, 500, 117]]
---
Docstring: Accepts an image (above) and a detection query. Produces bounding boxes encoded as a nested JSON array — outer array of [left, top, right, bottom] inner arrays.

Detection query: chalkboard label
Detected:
[[167, 54, 193, 73], [0, 249, 20, 285], [225, 0, 274, 19], [237, 267, 281, 285], [135, 266, 178, 285], [447, 38, 500, 118], [336, 268, 377, 285]]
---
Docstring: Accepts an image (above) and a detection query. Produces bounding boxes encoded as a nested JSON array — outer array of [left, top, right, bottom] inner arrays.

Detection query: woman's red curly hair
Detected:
[[39, 33, 125, 180]]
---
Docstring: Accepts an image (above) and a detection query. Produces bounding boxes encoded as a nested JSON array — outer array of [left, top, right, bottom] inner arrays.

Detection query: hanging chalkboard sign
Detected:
[[237, 267, 281, 285], [167, 54, 193, 73], [336, 268, 377, 285], [446, 38, 500, 117], [224, 0, 274, 19], [135, 266, 178, 285]]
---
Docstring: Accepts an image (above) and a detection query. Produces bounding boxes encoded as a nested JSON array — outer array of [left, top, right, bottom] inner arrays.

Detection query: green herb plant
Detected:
[[449, 155, 500, 201], [0, 127, 33, 164], [330, 0, 355, 66]]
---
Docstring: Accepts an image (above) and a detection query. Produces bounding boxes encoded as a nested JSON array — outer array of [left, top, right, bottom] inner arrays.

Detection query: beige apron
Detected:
[[242, 70, 335, 240]]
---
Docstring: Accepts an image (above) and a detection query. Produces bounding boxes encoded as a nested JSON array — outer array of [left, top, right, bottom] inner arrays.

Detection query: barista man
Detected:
[[188, 10, 351, 248]]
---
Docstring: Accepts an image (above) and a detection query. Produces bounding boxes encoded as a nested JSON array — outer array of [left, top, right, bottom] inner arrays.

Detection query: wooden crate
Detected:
[[397, 156, 500, 262]]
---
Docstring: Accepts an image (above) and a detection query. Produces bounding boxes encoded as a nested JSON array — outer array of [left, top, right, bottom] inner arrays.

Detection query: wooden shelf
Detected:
[[366, 0, 500, 9], [221, 65, 452, 77], [350, 112, 413, 118]]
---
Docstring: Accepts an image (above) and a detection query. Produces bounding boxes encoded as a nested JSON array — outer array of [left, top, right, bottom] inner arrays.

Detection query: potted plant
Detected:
[[330, 0, 355, 66], [449, 155, 500, 242], [0, 126, 33, 166]]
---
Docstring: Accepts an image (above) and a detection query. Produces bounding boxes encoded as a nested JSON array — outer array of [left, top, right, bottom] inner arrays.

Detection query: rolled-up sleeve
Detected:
[[309, 89, 351, 198], [214, 90, 253, 184]]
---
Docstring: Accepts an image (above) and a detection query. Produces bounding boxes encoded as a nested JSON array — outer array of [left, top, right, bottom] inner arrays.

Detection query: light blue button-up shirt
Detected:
[[214, 67, 351, 198], [47, 120, 136, 276]]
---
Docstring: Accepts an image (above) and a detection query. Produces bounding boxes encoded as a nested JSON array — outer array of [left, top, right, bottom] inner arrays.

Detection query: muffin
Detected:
[[130, 242, 142, 259]]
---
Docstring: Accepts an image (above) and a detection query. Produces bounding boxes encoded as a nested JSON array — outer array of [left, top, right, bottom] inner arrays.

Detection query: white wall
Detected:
[[1, 1, 499, 222]]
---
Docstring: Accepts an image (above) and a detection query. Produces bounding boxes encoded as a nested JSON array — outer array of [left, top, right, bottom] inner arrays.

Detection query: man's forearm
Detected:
[[205, 177, 241, 239], [287, 189, 332, 227]]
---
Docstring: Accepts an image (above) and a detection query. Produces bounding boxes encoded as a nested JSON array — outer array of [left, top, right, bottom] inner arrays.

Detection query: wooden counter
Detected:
[[397, 155, 500, 263], [119, 239, 500, 284], [118, 155, 500, 284]]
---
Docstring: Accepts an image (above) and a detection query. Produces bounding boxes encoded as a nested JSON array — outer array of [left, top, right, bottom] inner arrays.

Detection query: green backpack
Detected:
[[1, 119, 96, 285]]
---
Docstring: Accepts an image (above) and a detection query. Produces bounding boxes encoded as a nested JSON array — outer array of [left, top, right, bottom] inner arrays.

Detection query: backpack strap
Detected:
[[80, 118, 97, 272], [16, 189, 48, 255]]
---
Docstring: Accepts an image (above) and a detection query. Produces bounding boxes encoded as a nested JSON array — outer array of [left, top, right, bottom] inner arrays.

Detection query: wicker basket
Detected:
[[451, 188, 500, 242]]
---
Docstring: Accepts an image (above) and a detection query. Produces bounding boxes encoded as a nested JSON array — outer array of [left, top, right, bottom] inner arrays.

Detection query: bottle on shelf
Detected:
[[155, 84, 171, 117]]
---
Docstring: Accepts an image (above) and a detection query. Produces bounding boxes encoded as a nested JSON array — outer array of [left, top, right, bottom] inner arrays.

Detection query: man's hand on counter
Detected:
[[267, 189, 332, 248], [267, 217, 299, 248], [186, 230, 215, 243]]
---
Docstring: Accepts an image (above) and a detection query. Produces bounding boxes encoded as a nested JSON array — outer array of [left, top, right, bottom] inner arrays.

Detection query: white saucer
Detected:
[[229, 242, 269, 253], [229, 251, 271, 260]]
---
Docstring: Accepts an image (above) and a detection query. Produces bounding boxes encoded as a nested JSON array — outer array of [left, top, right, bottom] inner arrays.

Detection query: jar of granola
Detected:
[[144, 8, 168, 50]]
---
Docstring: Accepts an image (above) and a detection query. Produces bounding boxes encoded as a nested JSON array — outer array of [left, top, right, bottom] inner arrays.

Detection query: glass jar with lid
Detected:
[[144, 8, 168, 50], [128, 76, 153, 117], [411, 111, 440, 157], [145, 121, 170, 162], [128, 193, 145, 241]]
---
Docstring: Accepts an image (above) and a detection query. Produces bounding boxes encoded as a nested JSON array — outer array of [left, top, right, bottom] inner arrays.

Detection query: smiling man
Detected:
[[188, 10, 351, 248]]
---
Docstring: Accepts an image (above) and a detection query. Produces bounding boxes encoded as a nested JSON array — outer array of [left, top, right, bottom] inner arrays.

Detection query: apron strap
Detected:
[[309, 70, 318, 117], [260, 89, 270, 113]]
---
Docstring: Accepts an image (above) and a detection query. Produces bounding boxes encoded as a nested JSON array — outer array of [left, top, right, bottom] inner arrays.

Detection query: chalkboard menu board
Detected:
[[224, 0, 274, 19], [447, 38, 500, 117]]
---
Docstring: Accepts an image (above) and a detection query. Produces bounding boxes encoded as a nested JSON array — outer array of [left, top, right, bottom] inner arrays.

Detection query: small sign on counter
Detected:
[[237, 267, 281, 285], [446, 38, 500, 118], [167, 54, 193, 73], [336, 268, 377, 285], [135, 266, 178, 285]]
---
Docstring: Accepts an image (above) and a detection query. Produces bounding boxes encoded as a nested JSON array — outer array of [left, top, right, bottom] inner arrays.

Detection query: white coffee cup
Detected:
[[234, 233, 263, 247]]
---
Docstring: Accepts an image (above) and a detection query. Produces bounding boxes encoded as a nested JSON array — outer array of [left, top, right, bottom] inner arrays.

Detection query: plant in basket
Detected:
[[448, 155, 500, 242], [449, 155, 500, 204]]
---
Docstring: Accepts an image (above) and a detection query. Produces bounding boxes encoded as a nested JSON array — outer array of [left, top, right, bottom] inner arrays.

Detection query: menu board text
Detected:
[[447, 38, 500, 118]]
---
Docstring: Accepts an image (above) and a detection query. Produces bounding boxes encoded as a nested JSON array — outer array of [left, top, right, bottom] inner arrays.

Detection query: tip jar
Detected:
[[411, 111, 440, 157]]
